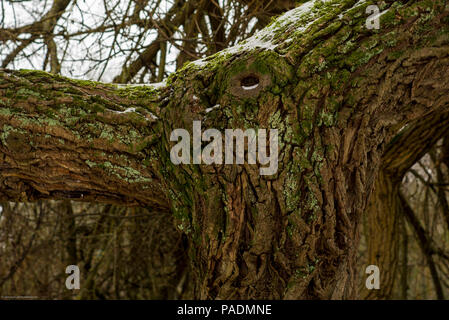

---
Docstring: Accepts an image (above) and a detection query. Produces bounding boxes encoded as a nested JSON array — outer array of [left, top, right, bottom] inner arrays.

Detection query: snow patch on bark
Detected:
[[193, 0, 332, 67], [115, 81, 167, 89], [370, 8, 390, 21], [147, 81, 166, 89], [276, 0, 318, 32], [111, 107, 158, 120], [115, 107, 136, 114], [205, 104, 220, 113]]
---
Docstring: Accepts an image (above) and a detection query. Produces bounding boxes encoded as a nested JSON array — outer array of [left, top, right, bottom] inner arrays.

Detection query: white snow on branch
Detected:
[[369, 8, 390, 22], [149, 112, 159, 120], [114, 107, 136, 114], [193, 59, 208, 67], [275, 0, 318, 32], [110, 107, 159, 120], [115, 81, 167, 89], [147, 81, 167, 89], [193, 0, 332, 67], [205, 104, 220, 113]]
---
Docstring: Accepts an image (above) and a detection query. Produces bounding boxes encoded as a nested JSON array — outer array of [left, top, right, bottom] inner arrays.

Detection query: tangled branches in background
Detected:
[[0, 0, 299, 82]]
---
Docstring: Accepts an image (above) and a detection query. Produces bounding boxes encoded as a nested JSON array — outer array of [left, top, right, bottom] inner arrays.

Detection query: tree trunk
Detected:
[[1, 0, 449, 299]]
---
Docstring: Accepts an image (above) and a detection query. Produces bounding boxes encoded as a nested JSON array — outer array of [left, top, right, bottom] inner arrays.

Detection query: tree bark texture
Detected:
[[1, 0, 449, 299]]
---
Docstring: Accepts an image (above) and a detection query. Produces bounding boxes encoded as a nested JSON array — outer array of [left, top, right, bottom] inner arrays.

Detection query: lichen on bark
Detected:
[[1, 0, 449, 299]]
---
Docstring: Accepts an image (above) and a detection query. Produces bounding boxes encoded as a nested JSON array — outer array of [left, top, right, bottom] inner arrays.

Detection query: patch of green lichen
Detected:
[[18, 69, 116, 90], [16, 88, 41, 99], [116, 85, 161, 102], [284, 162, 302, 213], [186, 51, 234, 73], [85, 160, 151, 184], [157, 133, 195, 229], [0, 108, 12, 116], [18, 69, 57, 80]]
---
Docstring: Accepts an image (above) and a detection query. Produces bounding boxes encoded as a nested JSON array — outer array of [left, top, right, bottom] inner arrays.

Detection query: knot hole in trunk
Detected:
[[229, 71, 271, 98], [240, 74, 259, 89]]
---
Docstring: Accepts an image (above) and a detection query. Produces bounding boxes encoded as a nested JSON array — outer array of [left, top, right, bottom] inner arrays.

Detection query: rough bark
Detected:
[[0, 71, 168, 209], [2, 0, 449, 299]]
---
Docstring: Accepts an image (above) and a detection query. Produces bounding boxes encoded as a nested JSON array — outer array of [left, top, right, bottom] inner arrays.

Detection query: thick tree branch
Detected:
[[1, 0, 449, 299], [0, 69, 168, 208]]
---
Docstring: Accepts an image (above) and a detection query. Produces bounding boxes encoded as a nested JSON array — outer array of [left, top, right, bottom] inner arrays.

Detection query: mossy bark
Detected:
[[0, 70, 167, 208], [2, 0, 449, 299]]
